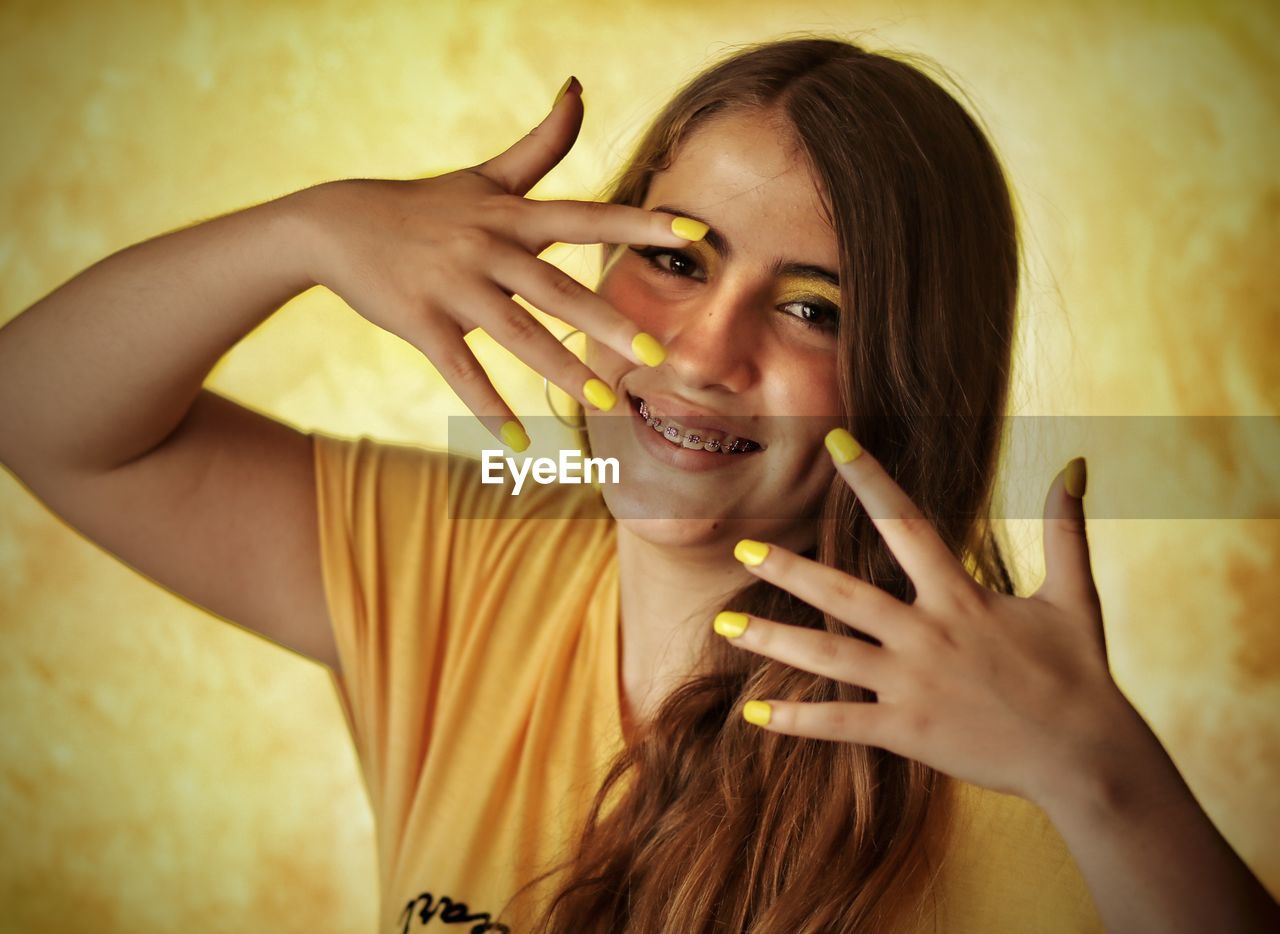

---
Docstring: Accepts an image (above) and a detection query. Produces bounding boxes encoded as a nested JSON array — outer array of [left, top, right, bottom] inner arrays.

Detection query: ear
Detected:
[[472, 76, 584, 196]]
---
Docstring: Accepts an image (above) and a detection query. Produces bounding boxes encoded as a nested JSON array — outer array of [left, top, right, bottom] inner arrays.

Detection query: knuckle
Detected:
[[439, 352, 485, 388], [582, 198, 610, 220], [1061, 516, 1089, 539], [498, 307, 542, 343], [897, 647, 943, 690], [894, 511, 935, 538], [947, 580, 990, 617], [451, 225, 494, 256], [549, 271, 587, 302], [480, 192, 520, 217], [830, 576, 865, 609], [812, 633, 842, 664], [476, 199, 517, 233], [905, 707, 933, 738], [825, 704, 851, 733], [904, 618, 953, 657]]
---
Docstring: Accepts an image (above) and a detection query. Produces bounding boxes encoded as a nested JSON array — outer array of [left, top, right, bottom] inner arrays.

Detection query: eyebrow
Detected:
[[650, 204, 841, 288]]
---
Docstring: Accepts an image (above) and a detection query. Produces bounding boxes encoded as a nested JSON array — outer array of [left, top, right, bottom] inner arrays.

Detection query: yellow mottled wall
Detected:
[[0, 0, 1276, 930]]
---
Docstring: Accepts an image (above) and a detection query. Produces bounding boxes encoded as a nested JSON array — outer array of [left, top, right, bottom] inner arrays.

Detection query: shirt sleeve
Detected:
[[309, 430, 483, 826], [309, 429, 614, 846]]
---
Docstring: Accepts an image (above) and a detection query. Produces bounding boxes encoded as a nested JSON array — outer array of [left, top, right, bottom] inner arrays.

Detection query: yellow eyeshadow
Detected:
[[777, 277, 841, 307], [681, 241, 716, 265]]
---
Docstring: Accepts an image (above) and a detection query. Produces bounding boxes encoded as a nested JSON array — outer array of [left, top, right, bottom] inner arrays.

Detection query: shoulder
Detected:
[[311, 431, 610, 520]]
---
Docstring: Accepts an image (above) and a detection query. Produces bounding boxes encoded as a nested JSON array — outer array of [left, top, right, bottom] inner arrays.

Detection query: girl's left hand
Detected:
[[720, 430, 1154, 807]]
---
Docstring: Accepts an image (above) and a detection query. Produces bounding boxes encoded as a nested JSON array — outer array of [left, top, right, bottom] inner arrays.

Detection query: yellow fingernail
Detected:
[[553, 75, 576, 108], [824, 427, 862, 464], [500, 420, 530, 453], [583, 377, 616, 411], [670, 217, 709, 241], [631, 331, 667, 367], [734, 539, 769, 566], [1064, 456, 1087, 498], [713, 611, 750, 639], [743, 700, 772, 727]]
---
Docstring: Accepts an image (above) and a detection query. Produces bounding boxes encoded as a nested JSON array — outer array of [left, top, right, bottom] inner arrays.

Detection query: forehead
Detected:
[[642, 109, 837, 268]]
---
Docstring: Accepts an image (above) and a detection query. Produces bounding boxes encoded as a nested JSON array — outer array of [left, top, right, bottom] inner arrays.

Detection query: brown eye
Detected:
[[781, 300, 840, 333], [630, 246, 704, 280]]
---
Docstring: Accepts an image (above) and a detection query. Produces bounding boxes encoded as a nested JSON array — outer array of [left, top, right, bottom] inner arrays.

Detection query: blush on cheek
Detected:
[[590, 277, 676, 379], [599, 274, 670, 333]]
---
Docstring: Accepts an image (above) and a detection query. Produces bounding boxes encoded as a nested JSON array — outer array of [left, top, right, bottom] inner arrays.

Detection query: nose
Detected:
[[657, 289, 760, 395]]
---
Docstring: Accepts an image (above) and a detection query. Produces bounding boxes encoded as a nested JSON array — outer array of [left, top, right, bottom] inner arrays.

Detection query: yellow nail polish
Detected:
[[631, 332, 667, 367], [553, 75, 576, 108], [714, 611, 750, 639], [825, 427, 862, 464], [734, 539, 769, 566], [1064, 456, 1087, 498], [670, 217, 709, 241], [583, 377, 616, 411], [743, 700, 772, 727], [500, 420, 530, 453]]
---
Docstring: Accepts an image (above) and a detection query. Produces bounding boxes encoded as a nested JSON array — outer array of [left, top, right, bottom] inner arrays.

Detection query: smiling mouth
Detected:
[[630, 394, 762, 454]]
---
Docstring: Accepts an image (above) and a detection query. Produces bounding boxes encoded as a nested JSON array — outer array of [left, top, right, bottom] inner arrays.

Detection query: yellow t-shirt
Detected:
[[310, 430, 1103, 933]]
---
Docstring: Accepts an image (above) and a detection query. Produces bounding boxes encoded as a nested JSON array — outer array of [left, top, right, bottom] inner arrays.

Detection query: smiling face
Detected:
[[584, 106, 845, 548]]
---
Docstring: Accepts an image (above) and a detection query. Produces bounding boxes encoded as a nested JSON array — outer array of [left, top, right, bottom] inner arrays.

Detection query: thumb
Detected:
[[1040, 457, 1102, 618], [473, 76, 584, 196]]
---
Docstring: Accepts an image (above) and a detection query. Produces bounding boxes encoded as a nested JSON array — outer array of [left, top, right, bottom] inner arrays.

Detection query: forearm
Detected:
[[1040, 712, 1279, 933], [0, 190, 316, 475]]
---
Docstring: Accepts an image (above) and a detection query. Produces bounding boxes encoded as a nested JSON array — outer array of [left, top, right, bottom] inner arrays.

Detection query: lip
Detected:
[[625, 390, 764, 473]]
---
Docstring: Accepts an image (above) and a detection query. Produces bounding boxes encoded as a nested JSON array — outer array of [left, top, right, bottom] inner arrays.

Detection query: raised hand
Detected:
[[291, 77, 704, 450], [716, 431, 1150, 808]]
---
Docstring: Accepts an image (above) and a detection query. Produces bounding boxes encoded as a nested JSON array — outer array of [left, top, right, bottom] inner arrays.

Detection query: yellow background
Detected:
[[1, 1, 1276, 930]]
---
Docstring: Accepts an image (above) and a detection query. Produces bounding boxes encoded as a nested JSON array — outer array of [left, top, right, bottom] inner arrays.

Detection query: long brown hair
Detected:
[[499, 34, 1022, 932]]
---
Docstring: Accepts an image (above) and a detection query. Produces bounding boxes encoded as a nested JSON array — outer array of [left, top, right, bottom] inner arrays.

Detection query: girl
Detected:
[[0, 36, 1273, 933]]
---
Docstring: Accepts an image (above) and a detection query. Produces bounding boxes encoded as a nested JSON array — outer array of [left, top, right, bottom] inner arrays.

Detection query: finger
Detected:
[[408, 320, 531, 451], [452, 277, 621, 411], [519, 199, 710, 253], [729, 539, 915, 648], [740, 699, 891, 748], [823, 428, 969, 594], [713, 611, 890, 690], [474, 76, 584, 197], [487, 242, 667, 368], [1040, 456, 1101, 612]]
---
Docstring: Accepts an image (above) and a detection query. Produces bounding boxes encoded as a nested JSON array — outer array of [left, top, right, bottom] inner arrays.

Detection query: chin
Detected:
[[588, 417, 735, 531], [598, 469, 792, 549], [612, 510, 738, 548]]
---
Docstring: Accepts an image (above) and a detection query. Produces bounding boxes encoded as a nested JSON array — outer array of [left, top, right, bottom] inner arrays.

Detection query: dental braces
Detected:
[[637, 399, 759, 453]]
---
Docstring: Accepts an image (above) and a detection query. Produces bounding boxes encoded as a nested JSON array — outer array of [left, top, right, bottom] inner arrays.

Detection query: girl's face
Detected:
[[585, 108, 845, 549]]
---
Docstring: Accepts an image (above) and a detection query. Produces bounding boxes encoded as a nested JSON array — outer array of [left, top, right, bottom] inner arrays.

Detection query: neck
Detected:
[[613, 524, 758, 735]]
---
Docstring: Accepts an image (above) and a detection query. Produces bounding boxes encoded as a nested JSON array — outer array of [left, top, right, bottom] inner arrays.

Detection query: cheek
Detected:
[[597, 273, 668, 331], [590, 272, 676, 375], [770, 355, 843, 420]]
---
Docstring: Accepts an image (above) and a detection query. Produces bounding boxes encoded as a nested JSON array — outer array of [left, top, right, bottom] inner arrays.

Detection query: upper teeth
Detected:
[[637, 398, 759, 453]]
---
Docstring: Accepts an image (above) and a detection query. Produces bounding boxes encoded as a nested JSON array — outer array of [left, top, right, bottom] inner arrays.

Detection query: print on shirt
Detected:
[[398, 892, 510, 933]]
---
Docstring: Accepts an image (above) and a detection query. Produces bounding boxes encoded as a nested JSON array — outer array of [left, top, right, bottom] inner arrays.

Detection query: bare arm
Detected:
[[0, 192, 343, 666], [0, 195, 312, 475], [1038, 713, 1280, 934], [0, 80, 695, 668], [720, 447, 1279, 932]]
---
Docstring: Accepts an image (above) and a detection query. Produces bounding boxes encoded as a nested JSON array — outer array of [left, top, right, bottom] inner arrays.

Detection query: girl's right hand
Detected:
[[290, 76, 707, 451]]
